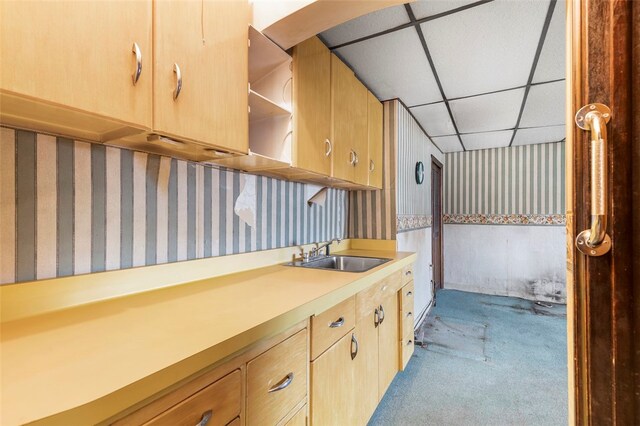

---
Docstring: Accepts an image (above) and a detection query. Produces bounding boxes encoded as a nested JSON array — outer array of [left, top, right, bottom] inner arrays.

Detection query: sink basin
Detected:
[[286, 255, 392, 273]]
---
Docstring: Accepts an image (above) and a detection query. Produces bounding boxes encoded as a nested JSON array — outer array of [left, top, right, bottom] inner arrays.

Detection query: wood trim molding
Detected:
[[569, 0, 637, 424]]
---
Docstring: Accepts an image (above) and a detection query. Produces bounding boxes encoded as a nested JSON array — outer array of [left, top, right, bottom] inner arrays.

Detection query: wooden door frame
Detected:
[[567, 0, 639, 424], [430, 155, 443, 292]]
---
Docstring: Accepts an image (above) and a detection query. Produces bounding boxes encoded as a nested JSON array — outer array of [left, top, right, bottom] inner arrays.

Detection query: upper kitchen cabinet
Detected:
[[367, 91, 384, 189], [291, 36, 332, 177], [153, 0, 248, 154], [331, 54, 368, 186], [0, 1, 152, 141]]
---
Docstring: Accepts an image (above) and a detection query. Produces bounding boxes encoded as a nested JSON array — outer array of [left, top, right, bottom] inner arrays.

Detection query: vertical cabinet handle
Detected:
[[131, 42, 142, 86], [349, 150, 358, 166], [574, 103, 612, 256], [369, 159, 375, 172], [378, 304, 385, 324], [173, 63, 183, 100], [374, 307, 380, 327], [195, 410, 212, 426], [351, 333, 359, 360], [325, 139, 332, 157], [268, 372, 294, 393], [329, 317, 344, 328]]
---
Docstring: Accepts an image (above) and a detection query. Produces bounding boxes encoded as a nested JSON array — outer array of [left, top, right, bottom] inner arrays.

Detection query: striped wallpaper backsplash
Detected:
[[0, 127, 348, 284], [444, 141, 565, 216]]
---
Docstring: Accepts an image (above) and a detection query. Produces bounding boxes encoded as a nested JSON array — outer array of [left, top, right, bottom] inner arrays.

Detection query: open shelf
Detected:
[[249, 90, 291, 121], [249, 26, 291, 83]]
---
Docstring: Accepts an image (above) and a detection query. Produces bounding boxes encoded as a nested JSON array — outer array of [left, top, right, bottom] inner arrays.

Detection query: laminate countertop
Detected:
[[1, 248, 416, 425]]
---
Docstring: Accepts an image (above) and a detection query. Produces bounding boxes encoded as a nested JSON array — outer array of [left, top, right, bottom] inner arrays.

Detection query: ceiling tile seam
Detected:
[[395, 97, 446, 155], [433, 123, 567, 138], [404, 4, 466, 151], [508, 0, 558, 147], [328, 0, 495, 51], [447, 137, 566, 154], [406, 78, 566, 109]]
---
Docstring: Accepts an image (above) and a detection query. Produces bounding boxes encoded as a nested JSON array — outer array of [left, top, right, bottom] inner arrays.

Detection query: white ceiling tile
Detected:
[[519, 80, 565, 127], [512, 125, 565, 146], [320, 5, 410, 47], [431, 135, 463, 152], [411, 0, 480, 20], [461, 130, 513, 150], [410, 102, 455, 136], [533, 2, 565, 83], [335, 28, 442, 105], [421, 0, 549, 98], [450, 88, 524, 133]]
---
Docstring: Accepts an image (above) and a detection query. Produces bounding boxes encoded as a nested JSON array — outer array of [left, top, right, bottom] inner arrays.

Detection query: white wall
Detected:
[[443, 224, 566, 303], [397, 228, 433, 328]]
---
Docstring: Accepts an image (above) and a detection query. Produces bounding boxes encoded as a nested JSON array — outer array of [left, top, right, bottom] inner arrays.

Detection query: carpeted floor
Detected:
[[369, 289, 567, 426]]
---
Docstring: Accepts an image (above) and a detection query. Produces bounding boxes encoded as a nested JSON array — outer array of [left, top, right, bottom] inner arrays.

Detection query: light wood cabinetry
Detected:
[[400, 280, 415, 370], [0, 0, 152, 142], [352, 317, 381, 424], [310, 331, 359, 425], [377, 292, 399, 397], [283, 404, 307, 426], [310, 295, 356, 360], [292, 37, 333, 177], [331, 54, 368, 185], [152, 0, 248, 154], [247, 330, 308, 426], [367, 92, 384, 189], [146, 370, 241, 426]]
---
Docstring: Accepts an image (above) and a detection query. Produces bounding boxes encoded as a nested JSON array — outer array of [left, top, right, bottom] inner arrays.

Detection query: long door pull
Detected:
[[574, 103, 612, 256]]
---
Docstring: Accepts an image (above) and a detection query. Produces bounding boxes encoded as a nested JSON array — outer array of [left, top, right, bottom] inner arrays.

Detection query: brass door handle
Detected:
[[575, 103, 612, 256]]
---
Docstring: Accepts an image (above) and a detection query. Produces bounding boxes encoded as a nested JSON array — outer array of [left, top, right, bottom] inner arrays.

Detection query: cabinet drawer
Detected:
[[356, 270, 402, 319], [400, 281, 414, 312], [401, 263, 414, 285], [145, 370, 241, 426], [311, 296, 355, 360], [401, 308, 414, 339], [247, 329, 308, 426], [401, 336, 414, 370]]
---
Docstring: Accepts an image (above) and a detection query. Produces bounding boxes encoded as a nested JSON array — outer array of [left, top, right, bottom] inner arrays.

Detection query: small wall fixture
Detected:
[[415, 161, 425, 184]]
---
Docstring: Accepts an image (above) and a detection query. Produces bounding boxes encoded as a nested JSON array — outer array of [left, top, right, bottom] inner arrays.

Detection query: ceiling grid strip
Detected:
[[328, 0, 495, 51], [507, 0, 558, 147], [404, 3, 466, 151]]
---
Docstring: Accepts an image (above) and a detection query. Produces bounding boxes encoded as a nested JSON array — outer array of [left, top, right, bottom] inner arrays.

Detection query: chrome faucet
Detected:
[[310, 238, 342, 259]]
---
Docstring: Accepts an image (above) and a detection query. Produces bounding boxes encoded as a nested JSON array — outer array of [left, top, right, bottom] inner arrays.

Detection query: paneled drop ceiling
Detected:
[[320, 0, 566, 152]]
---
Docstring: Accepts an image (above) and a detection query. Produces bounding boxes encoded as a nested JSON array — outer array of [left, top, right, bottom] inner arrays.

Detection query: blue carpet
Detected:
[[369, 290, 567, 426]]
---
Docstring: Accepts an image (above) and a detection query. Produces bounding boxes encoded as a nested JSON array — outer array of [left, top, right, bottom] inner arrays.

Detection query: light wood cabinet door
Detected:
[[378, 292, 399, 399], [0, 1, 152, 130], [367, 91, 384, 189], [310, 331, 358, 425], [153, 0, 248, 153], [292, 36, 332, 176], [331, 55, 367, 183], [353, 320, 379, 425]]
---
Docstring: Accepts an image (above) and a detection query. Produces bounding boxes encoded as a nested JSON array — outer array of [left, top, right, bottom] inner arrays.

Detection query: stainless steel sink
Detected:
[[285, 255, 392, 273]]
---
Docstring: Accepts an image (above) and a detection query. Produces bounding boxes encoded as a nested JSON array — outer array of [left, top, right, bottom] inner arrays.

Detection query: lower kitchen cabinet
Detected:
[[310, 331, 359, 425], [377, 292, 399, 399]]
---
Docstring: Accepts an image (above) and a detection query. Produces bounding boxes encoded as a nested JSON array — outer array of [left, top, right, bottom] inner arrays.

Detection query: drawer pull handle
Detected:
[[351, 333, 359, 360], [173, 63, 183, 100], [268, 372, 294, 393], [329, 317, 344, 328], [406, 291, 413, 297], [131, 42, 142, 85], [407, 339, 413, 346], [405, 270, 412, 276], [407, 312, 413, 318], [378, 304, 385, 325], [196, 410, 212, 426], [374, 307, 380, 327]]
